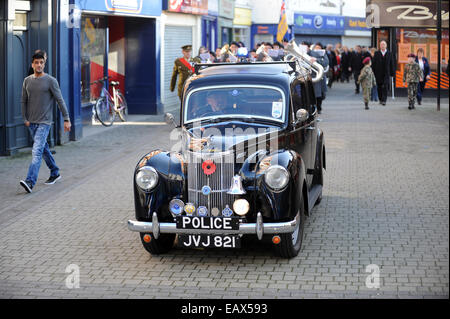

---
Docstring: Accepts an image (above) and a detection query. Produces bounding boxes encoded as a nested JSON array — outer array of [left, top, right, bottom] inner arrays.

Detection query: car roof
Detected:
[[198, 63, 292, 76], [184, 62, 293, 92]]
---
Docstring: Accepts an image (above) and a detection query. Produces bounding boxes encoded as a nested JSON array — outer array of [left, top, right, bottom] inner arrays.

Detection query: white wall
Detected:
[[251, 0, 296, 25], [289, 0, 366, 17], [252, 0, 280, 24]]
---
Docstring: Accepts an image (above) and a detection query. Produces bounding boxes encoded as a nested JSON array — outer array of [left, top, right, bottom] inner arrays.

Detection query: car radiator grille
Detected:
[[187, 151, 235, 214]]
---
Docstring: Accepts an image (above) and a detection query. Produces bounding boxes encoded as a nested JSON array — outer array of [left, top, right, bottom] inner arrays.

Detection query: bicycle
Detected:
[[90, 76, 128, 126]]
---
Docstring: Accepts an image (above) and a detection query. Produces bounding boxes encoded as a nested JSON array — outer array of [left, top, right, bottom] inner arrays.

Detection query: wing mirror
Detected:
[[164, 113, 179, 128], [295, 109, 309, 123]]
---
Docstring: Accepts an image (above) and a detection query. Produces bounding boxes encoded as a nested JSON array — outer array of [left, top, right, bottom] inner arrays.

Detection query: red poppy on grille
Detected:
[[202, 160, 216, 175]]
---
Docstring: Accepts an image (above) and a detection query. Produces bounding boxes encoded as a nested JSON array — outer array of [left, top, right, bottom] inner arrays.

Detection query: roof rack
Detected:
[[193, 61, 297, 75]]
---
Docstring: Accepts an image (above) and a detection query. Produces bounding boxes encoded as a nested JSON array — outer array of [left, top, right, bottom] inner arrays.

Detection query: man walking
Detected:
[[340, 46, 351, 83], [372, 41, 395, 106], [349, 45, 364, 94], [20, 52, 71, 193], [326, 44, 337, 88], [170, 45, 194, 101]]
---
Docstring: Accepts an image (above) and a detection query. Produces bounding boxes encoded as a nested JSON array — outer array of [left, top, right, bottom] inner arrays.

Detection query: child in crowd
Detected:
[[358, 57, 376, 110], [403, 53, 423, 110]]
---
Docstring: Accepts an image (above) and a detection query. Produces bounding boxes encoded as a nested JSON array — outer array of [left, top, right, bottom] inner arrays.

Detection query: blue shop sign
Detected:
[[76, 0, 162, 16], [294, 13, 345, 35]]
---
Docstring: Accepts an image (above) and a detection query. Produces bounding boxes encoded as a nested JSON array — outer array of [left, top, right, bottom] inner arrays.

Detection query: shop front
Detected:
[[202, 0, 219, 51], [161, 0, 206, 112], [233, 6, 252, 47], [1, 0, 58, 155], [218, 0, 235, 47], [293, 13, 345, 46], [74, 1, 162, 127], [342, 16, 371, 49], [251, 24, 294, 49], [367, 0, 449, 95]]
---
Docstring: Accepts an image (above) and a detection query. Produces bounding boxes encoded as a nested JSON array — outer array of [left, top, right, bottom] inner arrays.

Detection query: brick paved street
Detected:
[[0, 82, 448, 299]]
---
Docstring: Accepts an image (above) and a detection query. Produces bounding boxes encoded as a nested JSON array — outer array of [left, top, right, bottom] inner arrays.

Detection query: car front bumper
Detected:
[[127, 212, 300, 240]]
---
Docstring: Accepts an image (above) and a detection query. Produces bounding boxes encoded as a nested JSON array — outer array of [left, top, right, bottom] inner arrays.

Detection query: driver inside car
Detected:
[[192, 91, 228, 118]]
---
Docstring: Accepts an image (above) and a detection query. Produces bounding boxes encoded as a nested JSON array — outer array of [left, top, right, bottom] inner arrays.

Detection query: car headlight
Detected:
[[264, 165, 289, 191], [135, 166, 159, 191]]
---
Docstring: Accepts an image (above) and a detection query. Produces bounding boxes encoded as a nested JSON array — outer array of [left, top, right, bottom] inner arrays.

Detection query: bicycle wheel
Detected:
[[95, 97, 115, 126], [116, 92, 128, 122]]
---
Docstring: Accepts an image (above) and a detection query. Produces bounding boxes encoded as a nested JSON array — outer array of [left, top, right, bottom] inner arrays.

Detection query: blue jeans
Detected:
[[417, 81, 426, 103], [370, 85, 378, 101], [25, 123, 59, 187]]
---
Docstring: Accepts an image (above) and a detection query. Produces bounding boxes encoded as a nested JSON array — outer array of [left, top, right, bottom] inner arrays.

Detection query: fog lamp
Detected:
[[233, 199, 250, 216]]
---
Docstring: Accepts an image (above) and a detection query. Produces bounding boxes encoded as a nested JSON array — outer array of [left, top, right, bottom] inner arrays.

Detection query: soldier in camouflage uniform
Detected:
[[170, 45, 195, 101], [358, 57, 377, 110], [403, 53, 423, 110]]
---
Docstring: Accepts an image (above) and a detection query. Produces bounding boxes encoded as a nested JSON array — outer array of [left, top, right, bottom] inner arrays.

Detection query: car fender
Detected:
[[255, 150, 308, 221], [134, 150, 185, 222]]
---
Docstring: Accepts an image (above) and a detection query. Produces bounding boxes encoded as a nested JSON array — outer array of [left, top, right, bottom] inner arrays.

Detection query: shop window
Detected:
[[233, 27, 250, 48], [81, 16, 107, 104], [395, 28, 449, 89]]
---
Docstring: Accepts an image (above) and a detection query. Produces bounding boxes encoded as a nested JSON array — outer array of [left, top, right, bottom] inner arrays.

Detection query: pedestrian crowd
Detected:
[[172, 39, 448, 112]]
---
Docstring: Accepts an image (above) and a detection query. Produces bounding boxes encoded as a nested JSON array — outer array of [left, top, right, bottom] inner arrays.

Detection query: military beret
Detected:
[[363, 57, 371, 65], [181, 45, 192, 51], [407, 53, 416, 58]]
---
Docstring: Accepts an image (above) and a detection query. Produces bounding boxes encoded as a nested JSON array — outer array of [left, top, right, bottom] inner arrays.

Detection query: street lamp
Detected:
[[437, 0, 442, 112]]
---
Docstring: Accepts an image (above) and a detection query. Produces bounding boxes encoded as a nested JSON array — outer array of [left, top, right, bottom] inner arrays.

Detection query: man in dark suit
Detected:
[[350, 45, 364, 94], [340, 46, 351, 82], [326, 44, 337, 88], [372, 41, 395, 106]]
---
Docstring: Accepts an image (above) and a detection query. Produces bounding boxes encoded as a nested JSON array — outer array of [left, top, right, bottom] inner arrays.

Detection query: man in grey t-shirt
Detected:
[[19, 52, 71, 193]]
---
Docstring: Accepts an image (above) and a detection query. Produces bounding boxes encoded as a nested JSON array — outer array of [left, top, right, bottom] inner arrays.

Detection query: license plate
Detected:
[[176, 216, 239, 230], [178, 234, 241, 248]]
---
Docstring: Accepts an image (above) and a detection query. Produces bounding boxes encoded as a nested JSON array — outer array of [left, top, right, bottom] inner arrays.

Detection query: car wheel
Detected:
[[274, 199, 306, 258], [139, 233, 175, 255]]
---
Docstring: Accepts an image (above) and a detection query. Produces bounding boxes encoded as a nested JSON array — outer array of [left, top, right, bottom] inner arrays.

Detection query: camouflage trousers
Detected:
[[362, 87, 371, 104], [407, 82, 418, 105]]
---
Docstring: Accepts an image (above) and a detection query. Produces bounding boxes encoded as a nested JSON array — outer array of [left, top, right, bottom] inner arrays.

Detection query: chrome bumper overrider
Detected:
[[127, 212, 300, 240]]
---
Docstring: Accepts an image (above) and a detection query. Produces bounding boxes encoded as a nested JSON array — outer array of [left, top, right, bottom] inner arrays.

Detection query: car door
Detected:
[[290, 80, 314, 187]]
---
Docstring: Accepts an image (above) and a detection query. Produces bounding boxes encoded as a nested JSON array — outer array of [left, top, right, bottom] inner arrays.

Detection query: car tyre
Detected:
[[274, 198, 306, 258], [139, 233, 175, 255]]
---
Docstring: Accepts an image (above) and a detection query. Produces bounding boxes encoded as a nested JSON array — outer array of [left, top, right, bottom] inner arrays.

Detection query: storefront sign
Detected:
[[76, 0, 162, 16], [367, 1, 449, 28], [294, 13, 345, 35], [167, 0, 208, 15], [345, 16, 370, 31], [233, 7, 251, 26], [219, 0, 235, 20]]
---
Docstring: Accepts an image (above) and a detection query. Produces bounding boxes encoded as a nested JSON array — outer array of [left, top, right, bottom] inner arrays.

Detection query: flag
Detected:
[[276, 0, 288, 43]]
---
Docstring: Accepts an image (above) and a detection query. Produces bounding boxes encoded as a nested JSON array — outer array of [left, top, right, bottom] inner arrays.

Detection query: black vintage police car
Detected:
[[127, 61, 325, 258]]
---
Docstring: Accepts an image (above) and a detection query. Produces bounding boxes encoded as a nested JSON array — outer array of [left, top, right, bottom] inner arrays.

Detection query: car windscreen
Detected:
[[184, 86, 286, 124]]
